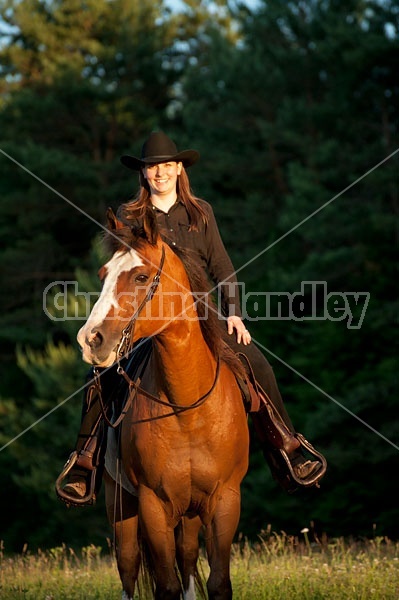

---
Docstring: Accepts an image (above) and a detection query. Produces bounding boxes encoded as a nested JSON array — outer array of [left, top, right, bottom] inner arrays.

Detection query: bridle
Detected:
[[115, 244, 166, 361], [93, 242, 220, 427]]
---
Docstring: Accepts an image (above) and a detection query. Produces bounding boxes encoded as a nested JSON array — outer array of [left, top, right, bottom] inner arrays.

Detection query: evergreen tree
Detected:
[[174, 0, 399, 537], [0, 0, 180, 549], [0, 0, 398, 547], [0, 239, 108, 550], [0, 0, 181, 381]]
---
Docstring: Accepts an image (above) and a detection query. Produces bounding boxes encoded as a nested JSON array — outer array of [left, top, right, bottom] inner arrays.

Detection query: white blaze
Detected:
[[86, 249, 143, 329]]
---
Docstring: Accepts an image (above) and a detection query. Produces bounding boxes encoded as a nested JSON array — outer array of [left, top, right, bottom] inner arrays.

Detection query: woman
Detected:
[[58, 131, 325, 504]]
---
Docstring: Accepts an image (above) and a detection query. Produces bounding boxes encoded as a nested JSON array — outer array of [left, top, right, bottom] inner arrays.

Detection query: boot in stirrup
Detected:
[[251, 389, 327, 493], [55, 367, 109, 507], [56, 435, 101, 507]]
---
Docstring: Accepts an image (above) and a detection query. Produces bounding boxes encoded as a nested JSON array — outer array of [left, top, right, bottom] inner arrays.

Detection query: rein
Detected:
[[95, 242, 220, 427], [117, 355, 220, 424], [94, 356, 220, 429]]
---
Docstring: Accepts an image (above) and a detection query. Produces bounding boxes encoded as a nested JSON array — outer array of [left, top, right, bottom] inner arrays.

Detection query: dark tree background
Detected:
[[0, 0, 398, 550]]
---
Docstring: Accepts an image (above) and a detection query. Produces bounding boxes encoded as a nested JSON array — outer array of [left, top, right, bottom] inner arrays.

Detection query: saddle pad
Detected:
[[104, 337, 153, 496], [105, 425, 138, 496]]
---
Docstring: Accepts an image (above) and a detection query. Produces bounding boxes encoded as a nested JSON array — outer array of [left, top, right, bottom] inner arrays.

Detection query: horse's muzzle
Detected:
[[87, 328, 103, 350], [77, 326, 116, 367]]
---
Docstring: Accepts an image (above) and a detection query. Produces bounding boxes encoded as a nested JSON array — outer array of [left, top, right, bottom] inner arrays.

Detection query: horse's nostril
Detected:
[[88, 329, 103, 349]]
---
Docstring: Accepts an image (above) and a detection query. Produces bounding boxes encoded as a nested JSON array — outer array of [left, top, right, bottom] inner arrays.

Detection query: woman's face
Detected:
[[142, 161, 182, 196]]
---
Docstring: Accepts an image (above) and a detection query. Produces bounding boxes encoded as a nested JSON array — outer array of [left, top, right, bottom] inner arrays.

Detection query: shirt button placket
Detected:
[[166, 214, 176, 245]]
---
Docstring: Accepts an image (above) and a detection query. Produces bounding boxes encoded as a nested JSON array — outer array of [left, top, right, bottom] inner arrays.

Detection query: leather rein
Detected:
[[93, 244, 220, 427]]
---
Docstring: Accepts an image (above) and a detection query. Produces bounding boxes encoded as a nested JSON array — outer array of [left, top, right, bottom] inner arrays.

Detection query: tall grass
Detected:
[[1, 532, 398, 599]]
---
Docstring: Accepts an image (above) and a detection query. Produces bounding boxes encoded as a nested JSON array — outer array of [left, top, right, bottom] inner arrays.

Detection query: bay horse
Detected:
[[77, 207, 249, 600]]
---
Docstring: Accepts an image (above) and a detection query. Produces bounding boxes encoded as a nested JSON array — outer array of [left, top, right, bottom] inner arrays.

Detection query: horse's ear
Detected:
[[107, 207, 124, 231], [142, 206, 158, 245]]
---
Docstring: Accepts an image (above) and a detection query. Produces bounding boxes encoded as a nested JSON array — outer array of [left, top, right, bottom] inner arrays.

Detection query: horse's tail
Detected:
[[137, 532, 156, 598], [192, 557, 208, 599], [138, 530, 207, 599]]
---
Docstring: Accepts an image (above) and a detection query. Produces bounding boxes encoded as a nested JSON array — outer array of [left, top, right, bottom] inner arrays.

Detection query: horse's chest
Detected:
[[132, 423, 219, 492]]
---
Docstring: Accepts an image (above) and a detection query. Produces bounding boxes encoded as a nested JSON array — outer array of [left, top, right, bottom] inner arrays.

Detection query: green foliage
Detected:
[[0, 0, 398, 549], [0, 260, 105, 550]]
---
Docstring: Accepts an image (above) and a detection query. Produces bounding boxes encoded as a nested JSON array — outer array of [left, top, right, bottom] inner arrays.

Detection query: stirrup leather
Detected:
[[55, 451, 97, 507]]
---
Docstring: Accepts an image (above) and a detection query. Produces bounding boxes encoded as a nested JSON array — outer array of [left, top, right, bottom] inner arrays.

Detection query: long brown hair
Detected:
[[118, 166, 209, 231]]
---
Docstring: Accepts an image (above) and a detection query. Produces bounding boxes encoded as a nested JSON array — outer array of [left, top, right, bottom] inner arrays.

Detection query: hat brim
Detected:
[[120, 149, 199, 171]]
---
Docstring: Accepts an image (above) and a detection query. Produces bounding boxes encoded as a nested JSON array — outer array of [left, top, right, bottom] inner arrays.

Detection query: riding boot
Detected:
[[55, 339, 153, 507], [224, 335, 327, 492], [247, 365, 326, 493], [250, 389, 326, 493], [55, 365, 119, 506]]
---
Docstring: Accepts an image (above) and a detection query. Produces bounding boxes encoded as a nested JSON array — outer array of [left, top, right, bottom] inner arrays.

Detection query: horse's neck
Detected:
[[153, 322, 216, 406]]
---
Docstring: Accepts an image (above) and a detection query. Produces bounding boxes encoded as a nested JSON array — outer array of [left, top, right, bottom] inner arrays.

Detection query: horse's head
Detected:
[[77, 206, 191, 367]]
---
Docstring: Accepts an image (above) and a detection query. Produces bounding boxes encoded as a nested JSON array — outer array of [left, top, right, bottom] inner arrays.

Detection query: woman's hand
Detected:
[[227, 315, 251, 345]]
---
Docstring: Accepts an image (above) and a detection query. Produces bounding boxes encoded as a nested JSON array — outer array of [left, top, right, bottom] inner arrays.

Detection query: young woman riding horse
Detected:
[[57, 131, 326, 501], [79, 208, 250, 599]]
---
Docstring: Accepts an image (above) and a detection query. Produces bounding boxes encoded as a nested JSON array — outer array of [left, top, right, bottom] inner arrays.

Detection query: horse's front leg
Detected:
[[139, 486, 182, 600], [104, 471, 140, 600], [204, 486, 241, 600]]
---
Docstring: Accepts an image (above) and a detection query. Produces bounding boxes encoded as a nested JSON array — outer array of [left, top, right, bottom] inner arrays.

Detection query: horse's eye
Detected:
[[135, 273, 149, 283]]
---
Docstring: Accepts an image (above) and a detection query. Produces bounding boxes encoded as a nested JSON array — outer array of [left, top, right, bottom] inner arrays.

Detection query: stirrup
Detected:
[[279, 434, 327, 491], [55, 451, 97, 507]]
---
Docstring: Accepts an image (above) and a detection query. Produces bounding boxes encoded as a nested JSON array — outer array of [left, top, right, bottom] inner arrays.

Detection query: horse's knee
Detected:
[[117, 548, 140, 576]]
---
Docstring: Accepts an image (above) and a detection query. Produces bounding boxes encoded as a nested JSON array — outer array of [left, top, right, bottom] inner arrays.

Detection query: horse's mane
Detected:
[[103, 207, 245, 379], [172, 246, 245, 379], [104, 206, 155, 254]]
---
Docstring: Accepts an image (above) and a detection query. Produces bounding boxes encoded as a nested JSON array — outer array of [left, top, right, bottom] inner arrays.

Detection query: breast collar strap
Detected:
[[115, 245, 165, 361]]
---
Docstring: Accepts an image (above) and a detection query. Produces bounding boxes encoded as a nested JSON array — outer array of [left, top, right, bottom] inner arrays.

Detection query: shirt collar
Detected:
[[151, 197, 182, 213]]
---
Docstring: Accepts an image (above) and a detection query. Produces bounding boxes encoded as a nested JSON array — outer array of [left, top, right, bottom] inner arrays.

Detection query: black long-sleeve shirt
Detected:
[[150, 199, 242, 318]]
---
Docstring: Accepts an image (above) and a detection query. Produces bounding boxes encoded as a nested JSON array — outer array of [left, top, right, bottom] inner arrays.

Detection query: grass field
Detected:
[[1, 532, 398, 599]]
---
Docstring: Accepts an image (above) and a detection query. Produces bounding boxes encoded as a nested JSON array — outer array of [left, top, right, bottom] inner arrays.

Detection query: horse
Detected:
[[77, 207, 250, 600]]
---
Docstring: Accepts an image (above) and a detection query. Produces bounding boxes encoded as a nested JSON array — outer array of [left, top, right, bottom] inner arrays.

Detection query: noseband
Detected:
[[115, 244, 166, 362]]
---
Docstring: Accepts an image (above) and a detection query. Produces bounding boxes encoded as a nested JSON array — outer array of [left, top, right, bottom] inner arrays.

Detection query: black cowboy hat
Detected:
[[120, 131, 200, 171]]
